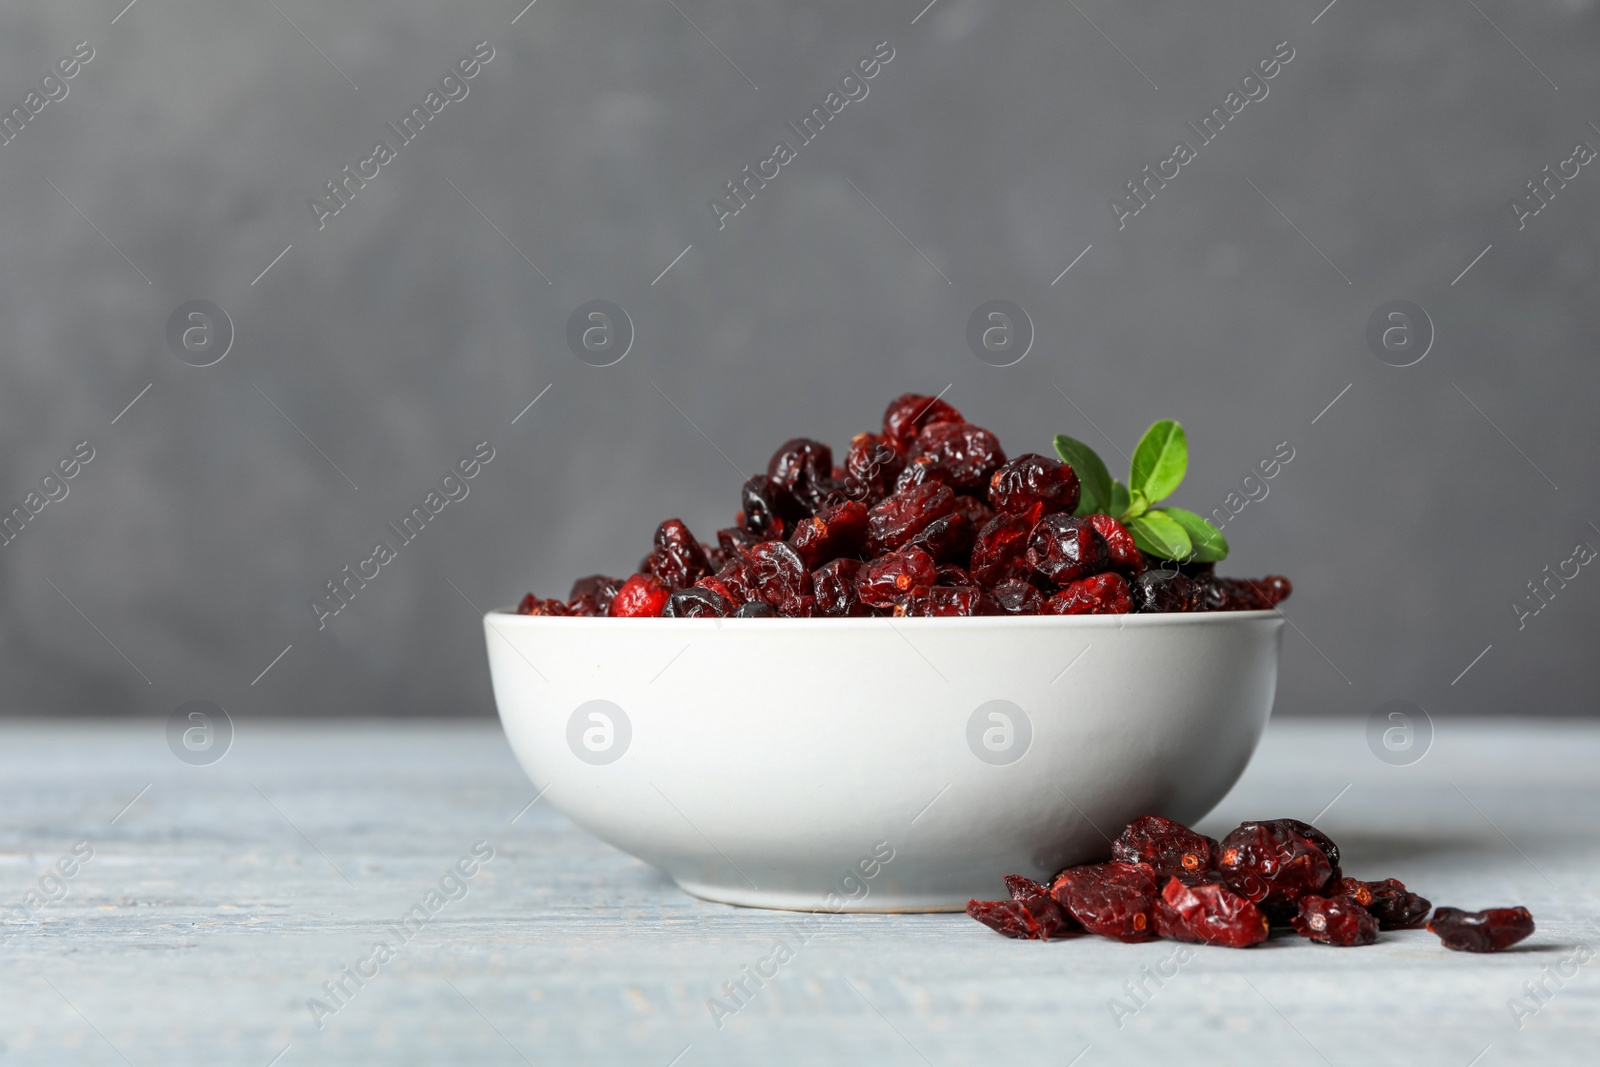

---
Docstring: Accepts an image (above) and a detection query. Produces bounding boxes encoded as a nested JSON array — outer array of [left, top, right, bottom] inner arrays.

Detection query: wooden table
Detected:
[[2, 718, 1595, 1065]]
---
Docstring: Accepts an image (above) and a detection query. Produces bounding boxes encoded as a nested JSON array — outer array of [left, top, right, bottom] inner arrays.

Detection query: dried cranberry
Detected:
[[965, 898, 1041, 940], [855, 546, 937, 609], [741, 475, 804, 536], [988, 453, 1079, 524], [951, 493, 995, 531], [1427, 906, 1535, 952], [515, 594, 570, 616], [865, 481, 956, 555], [568, 575, 624, 616], [1049, 862, 1157, 943], [1335, 877, 1430, 929], [1129, 569, 1195, 613], [1279, 819, 1341, 882], [812, 559, 869, 617], [1216, 821, 1334, 920], [842, 432, 905, 503], [1292, 895, 1379, 946], [883, 392, 963, 454], [896, 585, 997, 616], [716, 527, 761, 560], [905, 512, 975, 565], [911, 422, 1007, 491], [646, 518, 712, 590], [663, 587, 731, 618], [767, 437, 834, 508], [733, 600, 776, 618], [1112, 815, 1216, 885], [894, 455, 948, 492], [1003, 874, 1076, 940], [609, 574, 670, 617], [970, 514, 1033, 586], [1045, 573, 1132, 615], [1154, 876, 1270, 948], [694, 569, 748, 609], [1026, 514, 1109, 585], [1086, 514, 1144, 576], [744, 541, 808, 608], [936, 564, 972, 586], [777, 593, 817, 617], [991, 578, 1045, 615], [790, 499, 869, 567]]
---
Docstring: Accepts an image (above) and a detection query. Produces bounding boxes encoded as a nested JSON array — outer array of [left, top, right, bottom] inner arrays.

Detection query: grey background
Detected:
[[1, 0, 1596, 720]]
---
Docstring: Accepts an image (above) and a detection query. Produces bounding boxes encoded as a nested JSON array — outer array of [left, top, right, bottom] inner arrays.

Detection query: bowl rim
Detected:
[[484, 608, 1283, 628]]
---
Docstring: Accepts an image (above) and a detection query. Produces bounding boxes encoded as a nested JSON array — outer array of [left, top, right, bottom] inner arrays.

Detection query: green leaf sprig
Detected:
[[1053, 420, 1229, 563]]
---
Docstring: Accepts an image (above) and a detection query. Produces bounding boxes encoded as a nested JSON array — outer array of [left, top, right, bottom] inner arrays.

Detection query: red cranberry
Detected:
[[1216, 821, 1334, 921], [663, 587, 731, 617], [1045, 572, 1132, 615], [905, 511, 975, 564], [1026, 514, 1109, 585], [910, 422, 1007, 491], [842, 432, 905, 503], [790, 499, 869, 567], [741, 475, 804, 536], [744, 541, 808, 608], [1427, 906, 1535, 952], [1086, 514, 1144, 575], [968, 514, 1032, 587], [896, 585, 998, 616], [694, 564, 751, 609], [516, 594, 571, 616], [566, 575, 623, 616], [1154, 876, 1270, 948], [894, 455, 948, 492], [1335, 877, 1430, 929], [716, 527, 761, 560], [1112, 815, 1216, 885], [812, 559, 869, 617], [988, 453, 1079, 524], [865, 481, 956, 555], [951, 493, 995, 530], [767, 437, 834, 507], [646, 519, 712, 590], [966, 898, 1042, 940], [1129, 569, 1195, 613], [1049, 861, 1158, 943], [1292, 895, 1379, 946], [855, 546, 937, 609], [990, 578, 1045, 615], [1001, 874, 1076, 940], [883, 392, 963, 454], [609, 574, 670, 617]]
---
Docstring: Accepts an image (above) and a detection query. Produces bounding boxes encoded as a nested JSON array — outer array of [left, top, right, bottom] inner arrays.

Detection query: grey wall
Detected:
[[2, 0, 1596, 721]]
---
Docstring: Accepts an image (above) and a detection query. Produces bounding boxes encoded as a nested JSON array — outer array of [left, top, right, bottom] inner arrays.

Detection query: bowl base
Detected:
[[674, 878, 969, 913]]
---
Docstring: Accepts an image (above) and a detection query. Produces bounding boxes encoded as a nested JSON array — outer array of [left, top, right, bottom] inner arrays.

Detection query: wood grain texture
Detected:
[[0, 719, 1596, 1065]]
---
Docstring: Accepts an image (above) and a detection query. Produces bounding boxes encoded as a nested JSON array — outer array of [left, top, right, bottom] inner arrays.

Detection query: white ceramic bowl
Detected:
[[483, 611, 1283, 911]]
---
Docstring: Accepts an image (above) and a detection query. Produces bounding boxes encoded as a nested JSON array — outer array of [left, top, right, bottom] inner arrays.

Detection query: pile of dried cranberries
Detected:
[[968, 814, 1535, 952], [516, 393, 1293, 618]]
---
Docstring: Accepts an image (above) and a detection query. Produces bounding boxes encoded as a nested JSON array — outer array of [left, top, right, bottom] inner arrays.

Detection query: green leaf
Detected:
[[1127, 511, 1193, 560], [1129, 420, 1188, 503], [1053, 434, 1112, 516], [1154, 507, 1230, 562], [1122, 488, 1150, 522], [1109, 478, 1131, 520]]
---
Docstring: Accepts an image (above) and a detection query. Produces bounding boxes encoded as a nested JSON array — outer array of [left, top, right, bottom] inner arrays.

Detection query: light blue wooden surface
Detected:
[[1, 718, 1596, 1065]]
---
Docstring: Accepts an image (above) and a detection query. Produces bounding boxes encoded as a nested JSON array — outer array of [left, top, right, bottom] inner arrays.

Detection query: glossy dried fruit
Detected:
[[842, 432, 905, 503], [1026, 514, 1109, 585], [1045, 572, 1132, 615], [965, 898, 1041, 940], [744, 541, 809, 608], [1427, 906, 1535, 953], [716, 527, 761, 560], [970, 514, 1033, 586], [1216, 820, 1334, 919], [767, 437, 834, 508], [911, 421, 1007, 491], [1154, 876, 1269, 948], [988, 453, 1080, 524], [855, 547, 937, 609], [1292, 895, 1379, 946], [740, 475, 804, 536], [568, 575, 624, 616], [1279, 819, 1341, 883], [1086, 514, 1144, 576], [812, 559, 868, 617], [905, 511, 975, 565], [790, 499, 869, 567], [1004, 874, 1076, 940], [1334, 877, 1430, 929], [1112, 815, 1216, 884], [990, 578, 1044, 615], [893, 455, 947, 493], [646, 519, 712, 590], [516, 595, 571, 616], [883, 392, 963, 454], [609, 573, 670, 617], [732, 600, 775, 617], [866, 481, 956, 555], [1129, 569, 1195, 613], [896, 585, 997, 617], [663, 587, 731, 618], [1049, 862, 1158, 943]]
